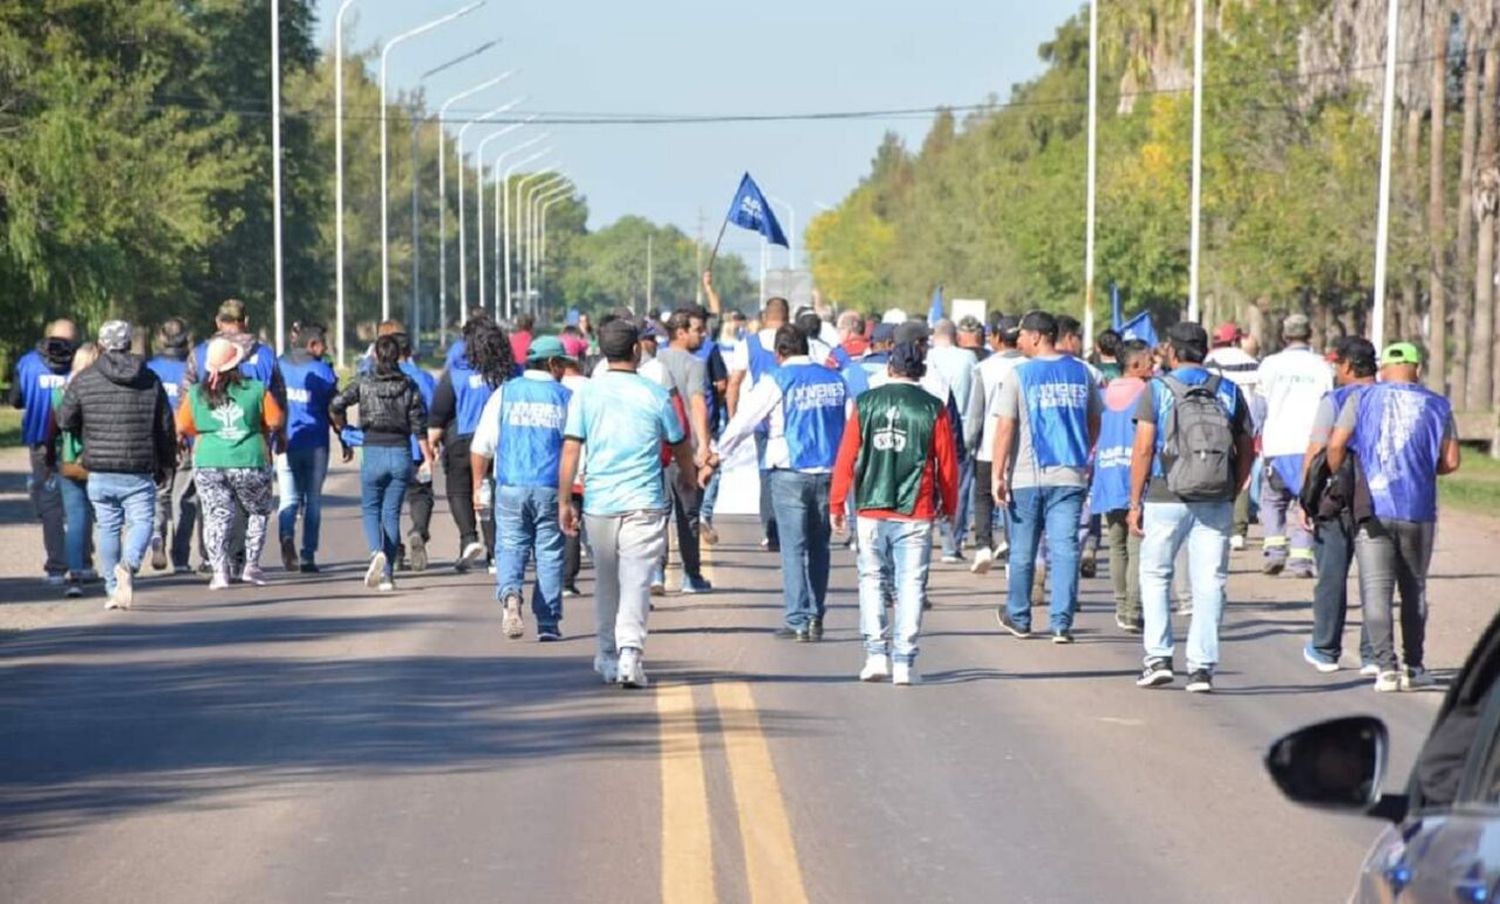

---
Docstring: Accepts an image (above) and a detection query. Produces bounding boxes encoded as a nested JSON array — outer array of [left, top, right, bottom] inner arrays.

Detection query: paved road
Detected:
[[0, 461, 1461, 903]]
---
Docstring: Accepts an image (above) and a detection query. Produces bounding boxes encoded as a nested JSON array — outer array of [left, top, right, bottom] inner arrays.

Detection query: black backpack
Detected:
[[1159, 375, 1237, 501]]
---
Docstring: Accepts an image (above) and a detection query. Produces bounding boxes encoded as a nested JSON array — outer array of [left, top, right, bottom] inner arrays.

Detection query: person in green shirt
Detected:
[[48, 342, 100, 597]]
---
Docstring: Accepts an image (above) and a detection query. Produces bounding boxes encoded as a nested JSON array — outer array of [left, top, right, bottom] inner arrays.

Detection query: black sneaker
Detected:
[[280, 536, 298, 573], [1137, 657, 1174, 688], [995, 609, 1031, 639], [1079, 552, 1097, 579], [1051, 630, 1075, 645], [773, 626, 808, 641], [537, 626, 563, 642], [808, 618, 824, 642], [299, 561, 320, 574], [1185, 669, 1214, 693]]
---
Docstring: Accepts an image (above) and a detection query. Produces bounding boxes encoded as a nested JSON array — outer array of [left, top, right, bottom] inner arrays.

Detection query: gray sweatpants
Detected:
[[1355, 517, 1435, 672], [29, 445, 67, 576], [585, 510, 668, 659]]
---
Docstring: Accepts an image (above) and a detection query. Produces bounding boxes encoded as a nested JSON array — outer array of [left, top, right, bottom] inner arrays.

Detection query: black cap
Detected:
[[994, 315, 1020, 343], [894, 321, 930, 344], [1166, 321, 1209, 358], [599, 319, 640, 362], [889, 340, 927, 379]]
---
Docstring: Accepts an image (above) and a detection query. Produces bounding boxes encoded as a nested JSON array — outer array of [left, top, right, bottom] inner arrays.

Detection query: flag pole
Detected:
[[705, 214, 730, 274]]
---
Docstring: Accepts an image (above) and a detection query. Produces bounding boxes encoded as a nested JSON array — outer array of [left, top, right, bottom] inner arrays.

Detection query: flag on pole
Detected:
[[725, 173, 788, 248], [1110, 283, 1122, 330], [927, 285, 944, 326], [1118, 311, 1159, 348]]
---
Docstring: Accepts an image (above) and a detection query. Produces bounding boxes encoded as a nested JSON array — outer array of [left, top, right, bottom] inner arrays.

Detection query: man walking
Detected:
[[654, 307, 714, 593], [473, 337, 574, 642], [276, 323, 339, 573], [1128, 322, 1254, 693], [928, 319, 979, 564], [725, 289, 790, 550], [716, 325, 849, 641], [559, 320, 700, 688], [10, 319, 78, 584], [146, 318, 197, 573], [1092, 340, 1154, 632], [992, 311, 1102, 644], [1254, 314, 1331, 576], [1205, 323, 1261, 550], [831, 341, 959, 686], [965, 315, 1023, 575], [1326, 342, 1460, 692], [396, 329, 436, 573], [57, 321, 177, 610]]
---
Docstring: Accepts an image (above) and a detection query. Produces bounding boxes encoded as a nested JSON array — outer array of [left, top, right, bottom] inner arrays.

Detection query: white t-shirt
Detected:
[[1255, 345, 1332, 457], [974, 351, 1025, 462], [592, 354, 668, 390]]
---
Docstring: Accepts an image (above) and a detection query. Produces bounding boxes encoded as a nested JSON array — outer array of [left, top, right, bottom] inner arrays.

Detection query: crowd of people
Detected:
[[9, 279, 1462, 693]]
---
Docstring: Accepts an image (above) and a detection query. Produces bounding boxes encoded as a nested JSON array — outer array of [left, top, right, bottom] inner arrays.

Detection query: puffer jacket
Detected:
[[57, 352, 176, 475], [330, 370, 427, 445]]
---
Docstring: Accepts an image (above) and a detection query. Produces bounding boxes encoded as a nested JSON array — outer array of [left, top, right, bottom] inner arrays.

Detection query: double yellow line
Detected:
[[657, 681, 809, 904]]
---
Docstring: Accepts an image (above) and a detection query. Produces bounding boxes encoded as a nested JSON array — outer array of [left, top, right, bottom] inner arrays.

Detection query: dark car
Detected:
[[1265, 610, 1500, 902]]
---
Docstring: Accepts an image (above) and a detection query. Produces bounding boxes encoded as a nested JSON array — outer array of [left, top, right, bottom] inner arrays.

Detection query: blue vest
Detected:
[[194, 340, 278, 386], [840, 357, 871, 398], [13, 350, 68, 446], [279, 353, 339, 451], [1015, 357, 1094, 469], [1090, 382, 1148, 513], [746, 332, 778, 384], [772, 364, 847, 471], [146, 356, 188, 412], [496, 377, 572, 488], [400, 360, 436, 461], [1351, 382, 1450, 523], [693, 340, 721, 430], [830, 345, 853, 370], [449, 356, 496, 437]]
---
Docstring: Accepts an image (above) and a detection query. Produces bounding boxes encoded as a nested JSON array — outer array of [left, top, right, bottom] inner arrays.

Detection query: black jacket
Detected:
[[58, 352, 177, 475], [330, 370, 427, 446]]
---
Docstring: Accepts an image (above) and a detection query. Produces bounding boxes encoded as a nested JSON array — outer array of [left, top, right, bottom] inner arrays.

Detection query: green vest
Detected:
[[189, 379, 269, 469], [853, 382, 942, 515]]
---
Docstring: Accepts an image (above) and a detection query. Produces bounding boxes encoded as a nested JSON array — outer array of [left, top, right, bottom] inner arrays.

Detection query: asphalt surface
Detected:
[[0, 462, 1453, 903]]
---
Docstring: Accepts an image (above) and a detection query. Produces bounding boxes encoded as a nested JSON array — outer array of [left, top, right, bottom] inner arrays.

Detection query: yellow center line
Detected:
[[713, 681, 810, 904], [658, 683, 716, 904]]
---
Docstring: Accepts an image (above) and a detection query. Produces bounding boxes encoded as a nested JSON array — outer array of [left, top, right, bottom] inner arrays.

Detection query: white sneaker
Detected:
[[594, 653, 619, 684], [103, 597, 121, 611], [377, 579, 396, 592], [1229, 534, 1246, 551], [43, 573, 67, 588], [501, 592, 525, 639], [364, 552, 386, 589], [859, 654, 890, 683], [969, 547, 994, 575], [1360, 663, 1381, 677], [113, 563, 134, 609], [1373, 671, 1402, 692], [209, 570, 231, 591], [458, 542, 486, 569], [617, 647, 649, 688], [240, 565, 268, 587], [940, 553, 964, 565], [892, 662, 921, 686]]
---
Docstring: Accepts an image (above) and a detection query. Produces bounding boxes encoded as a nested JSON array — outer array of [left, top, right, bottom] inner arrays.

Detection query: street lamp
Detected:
[[436, 72, 513, 346], [472, 116, 536, 315], [532, 185, 573, 318], [379, 1, 484, 319], [525, 176, 569, 310], [477, 128, 545, 318], [455, 97, 524, 315], [767, 195, 796, 270], [333, 0, 356, 366], [271, 0, 285, 353], [500, 147, 551, 319], [513, 166, 558, 316]]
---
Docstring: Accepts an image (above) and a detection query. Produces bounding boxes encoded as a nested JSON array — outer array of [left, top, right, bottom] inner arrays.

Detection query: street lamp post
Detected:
[[768, 195, 796, 270], [379, 1, 484, 319], [500, 147, 551, 319], [1083, 0, 1099, 350], [471, 115, 534, 316], [525, 177, 569, 312], [514, 167, 559, 316], [533, 185, 572, 319], [333, 0, 355, 366], [271, 0, 285, 354], [477, 129, 545, 317], [1370, 0, 1400, 349], [455, 99, 523, 318]]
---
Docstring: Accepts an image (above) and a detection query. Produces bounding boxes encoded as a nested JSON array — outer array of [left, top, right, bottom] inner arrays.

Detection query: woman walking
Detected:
[[50, 342, 100, 598], [177, 337, 284, 590], [331, 335, 433, 591]]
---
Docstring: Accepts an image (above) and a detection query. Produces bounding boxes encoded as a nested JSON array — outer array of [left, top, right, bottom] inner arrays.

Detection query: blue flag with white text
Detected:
[[1117, 311, 1158, 348], [725, 173, 788, 247]]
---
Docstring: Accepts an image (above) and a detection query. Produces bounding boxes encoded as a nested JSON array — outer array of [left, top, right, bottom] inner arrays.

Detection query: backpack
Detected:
[[1301, 449, 1373, 525], [1159, 375, 1236, 500]]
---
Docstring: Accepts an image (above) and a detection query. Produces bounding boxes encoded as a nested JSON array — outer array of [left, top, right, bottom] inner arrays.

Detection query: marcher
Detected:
[[10, 319, 78, 584], [50, 342, 100, 598], [177, 337, 284, 590], [724, 285, 788, 550], [831, 340, 959, 686], [694, 308, 731, 546], [928, 319, 979, 564], [146, 318, 197, 573], [992, 311, 1102, 644], [1204, 323, 1262, 551], [1326, 342, 1461, 692], [1094, 329, 1123, 381], [275, 323, 339, 573], [471, 336, 575, 642], [558, 320, 701, 689], [57, 321, 177, 610], [653, 307, 714, 593], [396, 329, 437, 573], [716, 325, 849, 640], [1128, 322, 1255, 694], [1092, 340, 1154, 632], [965, 315, 1024, 575], [1254, 314, 1331, 577], [1300, 336, 1378, 674], [332, 335, 434, 591]]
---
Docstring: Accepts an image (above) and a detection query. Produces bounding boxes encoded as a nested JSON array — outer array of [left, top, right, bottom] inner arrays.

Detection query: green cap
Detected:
[[1381, 342, 1421, 366], [526, 335, 571, 363]]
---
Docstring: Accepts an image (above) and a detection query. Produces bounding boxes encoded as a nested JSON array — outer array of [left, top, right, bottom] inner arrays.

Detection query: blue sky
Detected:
[[315, 0, 1080, 264]]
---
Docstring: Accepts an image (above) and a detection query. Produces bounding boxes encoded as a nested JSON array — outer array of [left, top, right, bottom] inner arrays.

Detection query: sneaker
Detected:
[[1175, 600, 1193, 616], [994, 540, 1010, 558], [209, 570, 231, 591], [537, 626, 563, 643], [808, 618, 824, 642], [773, 626, 808, 641], [43, 573, 66, 588], [65, 581, 83, 599], [241, 565, 268, 587], [650, 581, 666, 597], [681, 575, 713, 594], [1401, 667, 1435, 690], [859, 654, 890, 682], [487, 563, 497, 575], [1302, 645, 1340, 674], [1360, 662, 1381, 677], [1288, 558, 1316, 579], [113, 563, 134, 610], [1185, 670, 1214, 693], [104, 597, 121, 611], [280, 536, 298, 573], [594, 653, 620, 684], [700, 522, 719, 546], [364, 552, 387, 590], [1079, 550, 1097, 579], [455, 542, 486, 572], [197, 562, 214, 576], [562, 584, 581, 598], [995, 609, 1030, 639], [1137, 657, 1174, 688], [892, 662, 921, 686], [1115, 615, 1143, 634], [501, 592, 525, 639], [1261, 556, 1286, 576], [173, 564, 194, 575], [617, 647, 649, 688], [940, 553, 964, 565], [1229, 534, 1246, 551], [1373, 670, 1402, 692], [377, 578, 396, 592], [151, 536, 168, 571], [76, 568, 99, 584], [407, 531, 428, 572], [969, 547, 995, 575], [1051, 630, 1075, 645], [299, 561, 320, 574]]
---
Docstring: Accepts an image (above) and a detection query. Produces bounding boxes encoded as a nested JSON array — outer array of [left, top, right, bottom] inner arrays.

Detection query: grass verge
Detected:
[[0, 408, 20, 449], [1440, 448, 1500, 517]]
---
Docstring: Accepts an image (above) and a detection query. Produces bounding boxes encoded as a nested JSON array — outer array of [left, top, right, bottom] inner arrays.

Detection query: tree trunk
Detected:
[[1453, 27, 1481, 409], [1427, 9, 1449, 394], [1467, 31, 1499, 414]]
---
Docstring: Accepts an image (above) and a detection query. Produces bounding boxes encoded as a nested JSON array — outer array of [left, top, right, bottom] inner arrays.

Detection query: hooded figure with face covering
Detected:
[[9, 319, 79, 584]]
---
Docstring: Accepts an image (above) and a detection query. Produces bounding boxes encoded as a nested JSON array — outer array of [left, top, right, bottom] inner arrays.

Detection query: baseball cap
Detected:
[[870, 323, 897, 344], [98, 320, 133, 352], [216, 298, 247, 324], [1381, 342, 1422, 365], [1282, 313, 1312, 340], [1212, 322, 1241, 345], [1166, 321, 1209, 357], [993, 315, 1020, 342], [527, 335, 571, 363], [894, 321, 930, 344], [957, 315, 985, 336], [889, 340, 927, 378]]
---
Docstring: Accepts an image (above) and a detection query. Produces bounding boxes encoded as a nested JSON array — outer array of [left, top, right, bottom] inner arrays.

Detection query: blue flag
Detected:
[[1118, 310, 1158, 348], [725, 173, 788, 248], [1110, 283, 1122, 330], [927, 286, 944, 326]]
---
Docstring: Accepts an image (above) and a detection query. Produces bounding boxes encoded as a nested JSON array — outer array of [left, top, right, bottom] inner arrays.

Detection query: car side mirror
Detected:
[[1265, 716, 1389, 813]]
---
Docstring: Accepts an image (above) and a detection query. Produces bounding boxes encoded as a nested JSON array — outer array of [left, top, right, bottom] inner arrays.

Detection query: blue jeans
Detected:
[[1005, 485, 1086, 632], [768, 470, 832, 629], [87, 472, 157, 595], [496, 484, 566, 629], [277, 445, 330, 562], [856, 517, 933, 665], [940, 457, 974, 557], [360, 445, 411, 578], [1140, 500, 1232, 672], [60, 475, 93, 575], [700, 465, 722, 524]]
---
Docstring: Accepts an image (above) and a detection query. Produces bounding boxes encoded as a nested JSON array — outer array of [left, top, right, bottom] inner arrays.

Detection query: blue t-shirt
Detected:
[[13, 350, 68, 447], [399, 360, 436, 462], [280, 352, 339, 451], [146, 356, 189, 412], [564, 370, 684, 516]]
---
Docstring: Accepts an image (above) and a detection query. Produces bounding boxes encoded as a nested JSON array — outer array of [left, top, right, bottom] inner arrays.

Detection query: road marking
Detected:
[[713, 681, 810, 904], [658, 683, 715, 904]]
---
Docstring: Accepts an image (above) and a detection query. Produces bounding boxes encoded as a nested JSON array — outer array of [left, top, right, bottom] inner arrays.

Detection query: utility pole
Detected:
[[695, 208, 704, 306], [646, 233, 654, 313]]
